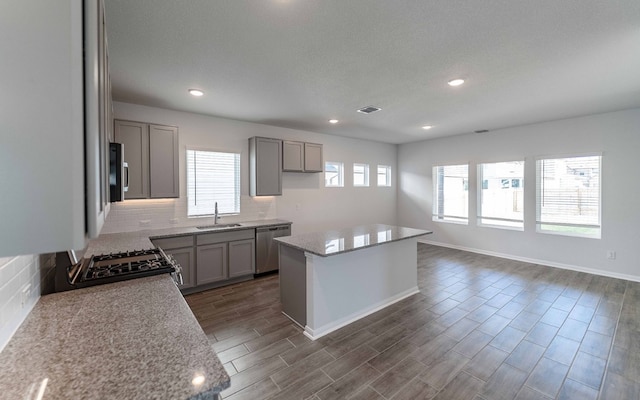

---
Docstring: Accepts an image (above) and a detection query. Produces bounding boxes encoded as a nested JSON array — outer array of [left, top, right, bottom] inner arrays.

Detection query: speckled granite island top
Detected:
[[0, 275, 229, 399], [275, 223, 432, 257], [85, 219, 292, 257]]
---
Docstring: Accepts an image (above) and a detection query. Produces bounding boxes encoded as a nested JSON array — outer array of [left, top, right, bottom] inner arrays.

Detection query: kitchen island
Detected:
[[276, 224, 431, 340], [0, 275, 230, 399]]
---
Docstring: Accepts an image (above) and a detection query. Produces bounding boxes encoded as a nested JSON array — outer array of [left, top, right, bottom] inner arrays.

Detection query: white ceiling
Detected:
[[104, 0, 640, 144]]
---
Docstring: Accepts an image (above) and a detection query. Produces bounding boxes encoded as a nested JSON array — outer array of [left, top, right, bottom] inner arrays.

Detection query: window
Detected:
[[353, 163, 369, 187], [186, 149, 240, 217], [325, 161, 344, 187], [536, 154, 601, 238], [478, 161, 524, 229], [433, 164, 469, 224], [378, 165, 391, 187]]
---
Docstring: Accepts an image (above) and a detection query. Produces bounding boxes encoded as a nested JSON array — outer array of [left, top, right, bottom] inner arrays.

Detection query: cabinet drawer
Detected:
[[197, 229, 255, 245], [151, 235, 194, 249]]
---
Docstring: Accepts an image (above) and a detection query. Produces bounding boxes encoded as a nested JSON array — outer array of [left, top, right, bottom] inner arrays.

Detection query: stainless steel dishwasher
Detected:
[[256, 224, 291, 274]]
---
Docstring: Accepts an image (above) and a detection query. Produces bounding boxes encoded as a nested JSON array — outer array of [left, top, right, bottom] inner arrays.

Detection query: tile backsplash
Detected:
[[0, 253, 54, 351], [101, 195, 277, 233]]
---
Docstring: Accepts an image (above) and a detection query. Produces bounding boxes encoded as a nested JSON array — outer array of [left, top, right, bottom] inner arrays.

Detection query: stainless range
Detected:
[[55, 248, 182, 292]]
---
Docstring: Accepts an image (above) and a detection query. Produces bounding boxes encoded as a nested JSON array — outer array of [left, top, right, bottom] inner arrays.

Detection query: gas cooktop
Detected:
[[55, 248, 182, 292]]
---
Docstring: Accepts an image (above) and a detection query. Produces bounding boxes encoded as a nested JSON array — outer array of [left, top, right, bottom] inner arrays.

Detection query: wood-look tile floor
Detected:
[[184, 244, 640, 399]]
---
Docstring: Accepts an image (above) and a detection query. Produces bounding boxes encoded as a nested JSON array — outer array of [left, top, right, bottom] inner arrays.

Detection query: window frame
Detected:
[[535, 153, 602, 239], [432, 163, 469, 225], [324, 161, 344, 187], [353, 163, 370, 187], [377, 165, 392, 187], [186, 147, 241, 218], [477, 160, 525, 231]]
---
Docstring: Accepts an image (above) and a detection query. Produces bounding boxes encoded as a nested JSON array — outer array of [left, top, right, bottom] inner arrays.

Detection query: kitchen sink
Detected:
[[196, 223, 243, 230]]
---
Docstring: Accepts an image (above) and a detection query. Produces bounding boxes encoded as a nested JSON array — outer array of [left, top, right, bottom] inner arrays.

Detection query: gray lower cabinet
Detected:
[[229, 239, 256, 277], [151, 235, 195, 290], [153, 229, 256, 292], [167, 247, 195, 289], [196, 229, 256, 287], [196, 243, 227, 285]]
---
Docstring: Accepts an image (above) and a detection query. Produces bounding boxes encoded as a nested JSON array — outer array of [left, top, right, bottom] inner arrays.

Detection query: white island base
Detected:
[[279, 234, 423, 340]]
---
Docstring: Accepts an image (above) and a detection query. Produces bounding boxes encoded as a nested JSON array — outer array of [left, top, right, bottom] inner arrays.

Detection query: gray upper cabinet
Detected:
[[283, 141, 304, 172], [115, 120, 149, 199], [114, 119, 179, 199], [249, 137, 282, 196], [1, 0, 114, 256], [282, 140, 323, 173], [149, 124, 179, 198], [304, 143, 323, 172]]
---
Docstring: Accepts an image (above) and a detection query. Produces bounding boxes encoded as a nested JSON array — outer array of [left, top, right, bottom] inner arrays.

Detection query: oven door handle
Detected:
[[171, 264, 183, 286]]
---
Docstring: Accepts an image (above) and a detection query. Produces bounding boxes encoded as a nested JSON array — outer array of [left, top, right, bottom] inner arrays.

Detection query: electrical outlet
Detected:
[[21, 284, 31, 308], [607, 251, 616, 260], [139, 220, 151, 227], [169, 218, 178, 225]]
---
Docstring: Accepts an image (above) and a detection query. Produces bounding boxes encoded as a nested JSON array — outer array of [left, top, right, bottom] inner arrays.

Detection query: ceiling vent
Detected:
[[357, 106, 382, 114]]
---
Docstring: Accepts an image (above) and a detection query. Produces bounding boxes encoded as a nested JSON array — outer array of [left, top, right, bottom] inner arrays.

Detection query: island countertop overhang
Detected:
[[274, 223, 432, 257]]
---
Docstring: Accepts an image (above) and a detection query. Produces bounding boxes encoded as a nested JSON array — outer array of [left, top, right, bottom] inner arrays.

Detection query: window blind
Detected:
[[536, 155, 601, 237], [186, 149, 240, 216]]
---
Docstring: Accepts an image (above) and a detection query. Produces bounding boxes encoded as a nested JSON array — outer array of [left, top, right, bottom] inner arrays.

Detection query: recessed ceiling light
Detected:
[[447, 78, 465, 87], [422, 125, 433, 130], [188, 89, 204, 97], [328, 119, 339, 124]]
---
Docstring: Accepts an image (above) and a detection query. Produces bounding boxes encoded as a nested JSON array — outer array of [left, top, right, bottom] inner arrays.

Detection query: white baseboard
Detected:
[[303, 286, 420, 341], [419, 239, 640, 283]]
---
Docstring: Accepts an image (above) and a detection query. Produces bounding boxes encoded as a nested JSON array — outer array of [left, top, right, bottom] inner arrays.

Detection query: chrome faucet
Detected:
[[214, 202, 220, 225]]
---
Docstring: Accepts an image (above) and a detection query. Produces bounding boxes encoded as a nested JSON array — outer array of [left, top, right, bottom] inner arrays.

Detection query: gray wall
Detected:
[[397, 108, 640, 280]]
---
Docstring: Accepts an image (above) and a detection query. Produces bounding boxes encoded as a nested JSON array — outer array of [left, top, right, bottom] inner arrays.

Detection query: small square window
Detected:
[[377, 165, 391, 187], [353, 163, 369, 187], [325, 162, 344, 187]]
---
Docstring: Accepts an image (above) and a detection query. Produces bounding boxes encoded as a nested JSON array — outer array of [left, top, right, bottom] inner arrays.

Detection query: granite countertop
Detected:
[[275, 223, 432, 257], [0, 275, 229, 399], [85, 219, 292, 257]]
